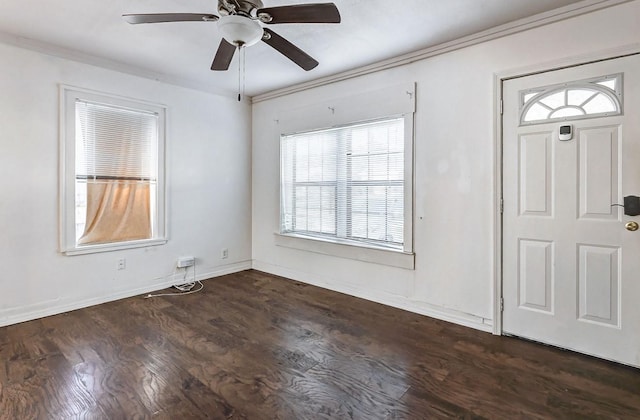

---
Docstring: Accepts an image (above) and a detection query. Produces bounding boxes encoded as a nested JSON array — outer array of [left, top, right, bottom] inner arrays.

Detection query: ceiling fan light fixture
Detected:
[[218, 15, 263, 47]]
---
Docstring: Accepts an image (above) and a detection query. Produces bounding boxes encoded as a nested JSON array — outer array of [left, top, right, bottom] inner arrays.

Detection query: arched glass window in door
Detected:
[[519, 74, 622, 125]]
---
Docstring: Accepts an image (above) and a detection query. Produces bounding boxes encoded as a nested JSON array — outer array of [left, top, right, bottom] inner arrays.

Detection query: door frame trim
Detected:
[[492, 43, 640, 335]]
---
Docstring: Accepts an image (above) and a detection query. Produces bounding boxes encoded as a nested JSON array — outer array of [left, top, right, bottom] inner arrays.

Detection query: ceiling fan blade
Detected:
[[257, 3, 341, 24], [262, 28, 319, 71], [211, 39, 237, 71], [123, 13, 219, 24]]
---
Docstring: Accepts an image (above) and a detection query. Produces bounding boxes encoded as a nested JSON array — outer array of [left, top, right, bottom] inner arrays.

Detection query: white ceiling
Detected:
[[0, 0, 588, 97]]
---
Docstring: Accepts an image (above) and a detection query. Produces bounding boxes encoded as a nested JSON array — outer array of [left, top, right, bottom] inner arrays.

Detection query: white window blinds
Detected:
[[281, 117, 405, 249], [75, 100, 158, 181], [74, 100, 159, 245]]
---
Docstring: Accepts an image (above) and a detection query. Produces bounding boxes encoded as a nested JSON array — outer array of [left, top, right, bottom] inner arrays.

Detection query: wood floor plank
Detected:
[[87, 310, 230, 417], [390, 386, 486, 420], [2, 351, 99, 419], [1, 269, 639, 419]]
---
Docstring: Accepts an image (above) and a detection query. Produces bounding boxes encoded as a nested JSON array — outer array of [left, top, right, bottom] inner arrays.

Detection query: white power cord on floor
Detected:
[[144, 262, 204, 298]]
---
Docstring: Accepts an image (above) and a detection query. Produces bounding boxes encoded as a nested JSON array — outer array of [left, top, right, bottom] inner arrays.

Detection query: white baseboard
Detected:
[[252, 259, 493, 333], [0, 260, 252, 328], [2, 258, 492, 333]]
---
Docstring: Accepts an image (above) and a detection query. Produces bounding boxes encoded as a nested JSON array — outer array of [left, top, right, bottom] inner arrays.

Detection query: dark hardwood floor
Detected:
[[1, 270, 639, 419]]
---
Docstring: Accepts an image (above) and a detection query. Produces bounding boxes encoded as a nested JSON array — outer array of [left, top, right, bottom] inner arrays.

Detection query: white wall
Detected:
[[2, 1, 638, 331], [0, 42, 252, 327], [251, 1, 640, 330]]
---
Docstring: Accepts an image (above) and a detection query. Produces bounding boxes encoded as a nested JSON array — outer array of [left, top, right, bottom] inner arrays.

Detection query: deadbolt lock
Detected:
[[625, 221, 639, 232]]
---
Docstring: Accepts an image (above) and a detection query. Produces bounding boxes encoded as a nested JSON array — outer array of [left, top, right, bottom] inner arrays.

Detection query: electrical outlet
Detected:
[[221, 248, 229, 259], [117, 258, 126, 270]]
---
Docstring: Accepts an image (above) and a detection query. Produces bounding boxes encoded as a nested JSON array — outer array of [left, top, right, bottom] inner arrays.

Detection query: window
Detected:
[[281, 117, 406, 251], [519, 74, 622, 125], [60, 87, 166, 254]]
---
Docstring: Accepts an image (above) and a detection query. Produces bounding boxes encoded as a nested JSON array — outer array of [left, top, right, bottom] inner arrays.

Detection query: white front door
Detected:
[[502, 54, 640, 367]]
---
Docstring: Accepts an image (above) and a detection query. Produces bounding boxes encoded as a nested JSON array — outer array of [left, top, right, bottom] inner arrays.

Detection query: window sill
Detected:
[[61, 238, 167, 256], [274, 233, 415, 270]]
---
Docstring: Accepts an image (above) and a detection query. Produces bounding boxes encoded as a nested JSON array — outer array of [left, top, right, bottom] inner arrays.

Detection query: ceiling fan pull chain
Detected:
[[242, 47, 247, 101], [237, 45, 242, 101]]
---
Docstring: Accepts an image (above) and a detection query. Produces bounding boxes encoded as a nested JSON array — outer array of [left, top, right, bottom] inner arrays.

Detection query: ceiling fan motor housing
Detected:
[[218, 0, 264, 17]]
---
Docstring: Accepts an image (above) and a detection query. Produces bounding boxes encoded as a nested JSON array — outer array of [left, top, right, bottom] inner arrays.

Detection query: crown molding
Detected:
[[252, 0, 633, 103], [0, 31, 238, 99], [0, 0, 632, 102]]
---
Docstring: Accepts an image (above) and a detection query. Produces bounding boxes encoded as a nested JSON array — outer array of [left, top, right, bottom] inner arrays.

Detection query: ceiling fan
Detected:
[[123, 0, 341, 72]]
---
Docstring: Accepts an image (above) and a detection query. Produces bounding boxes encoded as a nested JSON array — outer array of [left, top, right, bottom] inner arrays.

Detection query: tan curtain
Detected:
[[78, 180, 151, 245]]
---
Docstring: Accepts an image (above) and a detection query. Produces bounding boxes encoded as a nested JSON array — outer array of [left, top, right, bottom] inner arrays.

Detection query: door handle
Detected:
[[626, 221, 639, 232], [623, 196, 640, 216], [611, 195, 640, 216]]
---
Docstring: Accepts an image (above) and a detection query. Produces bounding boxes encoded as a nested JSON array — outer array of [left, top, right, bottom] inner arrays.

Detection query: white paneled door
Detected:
[[502, 54, 640, 367]]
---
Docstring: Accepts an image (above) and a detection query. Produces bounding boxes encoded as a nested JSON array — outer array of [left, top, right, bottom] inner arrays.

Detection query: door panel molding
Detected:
[[519, 131, 553, 216], [577, 244, 620, 328], [518, 239, 554, 313], [578, 125, 621, 220]]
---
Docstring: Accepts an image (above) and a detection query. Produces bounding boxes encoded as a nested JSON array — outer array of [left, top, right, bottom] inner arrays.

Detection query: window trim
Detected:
[[278, 112, 415, 260], [59, 85, 167, 255], [274, 231, 415, 269]]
